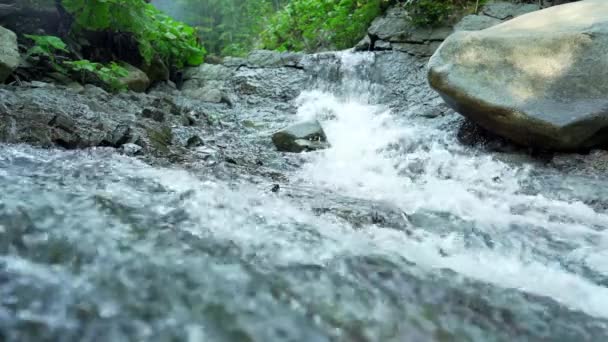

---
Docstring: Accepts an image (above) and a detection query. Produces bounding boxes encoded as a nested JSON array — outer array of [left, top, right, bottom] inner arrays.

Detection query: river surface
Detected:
[[2, 52, 608, 341]]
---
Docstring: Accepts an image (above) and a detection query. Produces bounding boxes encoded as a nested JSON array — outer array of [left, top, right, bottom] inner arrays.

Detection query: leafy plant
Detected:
[[64, 60, 129, 92], [24, 34, 70, 71], [405, 0, 488, 27], [261, 0, 391, 52], [60, 0, 205, 68], [24, 35, 69, 56]]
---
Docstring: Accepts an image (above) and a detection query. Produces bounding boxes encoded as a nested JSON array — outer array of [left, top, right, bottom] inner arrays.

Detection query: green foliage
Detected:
[[405, 0, 487, 27], [260, 0, 391, 52], [24, 35, 68, 57], [24, 35, 129, 92], [154, 0, 284, 57], [64, 60, 129, 92], [24, 34, 70, 72], [61, 0, 205, 68]]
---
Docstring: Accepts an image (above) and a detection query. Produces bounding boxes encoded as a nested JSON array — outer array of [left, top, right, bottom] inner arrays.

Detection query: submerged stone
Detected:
[[272, 120, 329, 153]]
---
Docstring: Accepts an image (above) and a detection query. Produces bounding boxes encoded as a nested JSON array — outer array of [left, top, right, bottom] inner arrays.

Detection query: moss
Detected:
[[146, 126, 173, 155], [407, 0, 488, 27]]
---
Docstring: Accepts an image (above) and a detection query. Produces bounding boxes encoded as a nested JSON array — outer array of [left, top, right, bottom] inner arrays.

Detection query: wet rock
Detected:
[[28, 80, 54, 88], [482, 1, 541, 20], [246, 50, 304, 68], [428, 0, 608, 151], [0, 85, 198, 159], [119, 63, 150, 93], [141, 107, 165, 122], [272, 120, 329, 153], [141, 56, 170, 82], [148, 81, 178, 96], [120, 143, 143, 156], [0, 25, 19, 82], [186, 135, 203, 148], [181, 113, 197, 126], [374, 40, 392, 50], [354, 35, 372, 51], [392, 42, 441, 57], [454, 15, 502, 32], [184, 63, 234, 83], [65, 82, 85, 93], [232, 67, 308, 102], [104, 124, 131, 147], [84, 84, 108, 97], [0, 0, 61, 36], [183, 85, 223, 103], [368, 5, 410, 41], [146, 126, 173, 154], [367, 4, 451, 56]]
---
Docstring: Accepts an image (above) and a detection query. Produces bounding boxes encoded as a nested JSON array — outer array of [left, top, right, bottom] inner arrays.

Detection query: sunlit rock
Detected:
[[0, 25, 18, 82], [428, 0, 608, 151]]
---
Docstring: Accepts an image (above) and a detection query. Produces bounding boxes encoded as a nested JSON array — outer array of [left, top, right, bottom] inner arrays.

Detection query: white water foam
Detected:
[[286, 51, 608, 318]]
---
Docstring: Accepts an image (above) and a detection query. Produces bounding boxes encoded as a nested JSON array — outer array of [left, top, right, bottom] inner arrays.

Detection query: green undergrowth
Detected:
[[61, 0, 205, 68], [25, 35, 129, 92], [405, 0, 488, 27], [260, 0, 392, 52]]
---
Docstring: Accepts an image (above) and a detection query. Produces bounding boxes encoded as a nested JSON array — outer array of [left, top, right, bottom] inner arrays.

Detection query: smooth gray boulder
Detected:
[[272, 120, 329, 153], [428, 0, 608, 151], [0, 25, 18, 82], [119, 63, 150, 93]]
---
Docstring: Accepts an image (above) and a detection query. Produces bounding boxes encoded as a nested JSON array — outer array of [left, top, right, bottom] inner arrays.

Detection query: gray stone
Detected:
[[354, 35, 372, 51], [186, 135, 203, 148], [141, 56, 170, 82], [428, 0, 608, 151], [65, 82, 85, 93], [482, 1, 541, 20], [142, 107, 165, 122], [119, 63, 150, 93], [374, 40, 392, 50], [223, 56, 248, 67], [183, 84, 223, 103], [184, 63, 234, 82], [368, 5, 410, 41], [0, 0, 61, 35], [120, 143, 143, 156], [392, 42, 438, 57], [246, 50, 304, 68], [0, 26, 18, 82], [454, 15, 503, 32], [272, 120, 330, 153]]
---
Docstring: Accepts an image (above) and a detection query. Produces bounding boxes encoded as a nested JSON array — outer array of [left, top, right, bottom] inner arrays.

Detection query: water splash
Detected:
[[291, 51, 608, 319]]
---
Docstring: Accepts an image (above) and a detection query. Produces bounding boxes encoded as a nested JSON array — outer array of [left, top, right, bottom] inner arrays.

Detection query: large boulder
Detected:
[[428, 0, 608, 151], [0, 25, 18, 82]]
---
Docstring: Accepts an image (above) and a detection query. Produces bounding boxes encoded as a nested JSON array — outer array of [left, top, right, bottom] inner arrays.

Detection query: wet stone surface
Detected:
[[1, 49, 608, 341]]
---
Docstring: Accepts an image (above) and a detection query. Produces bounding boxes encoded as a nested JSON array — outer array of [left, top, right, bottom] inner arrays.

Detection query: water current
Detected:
[[1, 51, 608, 341]]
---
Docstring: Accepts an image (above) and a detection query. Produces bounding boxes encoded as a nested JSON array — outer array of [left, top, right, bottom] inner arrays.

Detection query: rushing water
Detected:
[[2, 52, 608, 341]]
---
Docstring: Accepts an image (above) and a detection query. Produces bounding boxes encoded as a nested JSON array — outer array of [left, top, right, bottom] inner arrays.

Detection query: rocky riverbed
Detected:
[[3, 1, 608, 342]]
